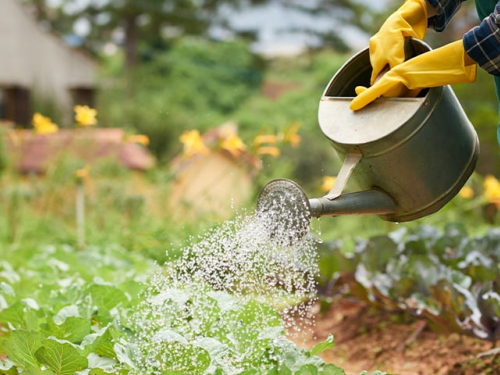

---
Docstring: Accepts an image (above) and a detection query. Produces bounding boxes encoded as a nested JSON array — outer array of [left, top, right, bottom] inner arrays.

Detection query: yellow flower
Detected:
[[75, 164, 91, 183], [282, 122, 301, 147], [221, 134, 246, 157], [126, 134, 150, 146], [179, 130, 209, 157], [321, 176, 336, 193], [484, 175, 500, 206], [74, 105, 97, 127], [253, 134, 278, 147], [256, 146, 280, 157], [459, 186, 474, 199], [32, 113, 58, 135]]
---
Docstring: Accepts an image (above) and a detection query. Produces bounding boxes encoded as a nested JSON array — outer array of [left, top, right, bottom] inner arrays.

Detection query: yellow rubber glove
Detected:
[[350, 40, 477, 111], [369, 0, 428, 85]]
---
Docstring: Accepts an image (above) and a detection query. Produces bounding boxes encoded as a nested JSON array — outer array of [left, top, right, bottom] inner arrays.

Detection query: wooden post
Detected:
[[76, 181, 85, 248]]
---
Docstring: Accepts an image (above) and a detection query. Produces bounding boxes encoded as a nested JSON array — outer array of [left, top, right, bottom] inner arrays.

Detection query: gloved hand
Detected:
[[350, 40, 477, 111], [369, 0, 428, 85]]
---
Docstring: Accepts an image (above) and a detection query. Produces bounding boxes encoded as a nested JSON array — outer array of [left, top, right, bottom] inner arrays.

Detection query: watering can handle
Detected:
[[325, 152, 362, 201]]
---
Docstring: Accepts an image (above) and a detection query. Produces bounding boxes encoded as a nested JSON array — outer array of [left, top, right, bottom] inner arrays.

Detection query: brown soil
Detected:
[[292, 297, 500, 375]]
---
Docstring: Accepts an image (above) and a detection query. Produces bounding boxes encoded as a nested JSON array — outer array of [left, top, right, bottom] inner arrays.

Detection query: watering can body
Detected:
[[318, 39, 478, 222], [257, 39, 478, 245]]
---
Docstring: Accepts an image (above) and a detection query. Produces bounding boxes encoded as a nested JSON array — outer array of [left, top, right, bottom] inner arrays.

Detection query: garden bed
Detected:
[[295, 297, 496, 375]]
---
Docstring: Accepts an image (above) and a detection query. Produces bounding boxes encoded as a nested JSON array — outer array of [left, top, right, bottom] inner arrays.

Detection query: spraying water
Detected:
[[128, 196, 319, 374]]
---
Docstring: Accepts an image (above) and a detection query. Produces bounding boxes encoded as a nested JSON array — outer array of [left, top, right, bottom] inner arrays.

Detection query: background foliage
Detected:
[[3, 0, 500, 373]]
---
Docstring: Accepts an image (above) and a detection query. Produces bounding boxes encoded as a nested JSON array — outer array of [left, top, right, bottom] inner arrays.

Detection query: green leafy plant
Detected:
[[319, 223, 500, 344], [0, 241, 385, 374]]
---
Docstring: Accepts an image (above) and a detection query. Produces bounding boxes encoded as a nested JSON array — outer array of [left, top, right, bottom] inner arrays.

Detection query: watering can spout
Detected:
[[309, 190, 397, 218], [256, 179, 397, 245]]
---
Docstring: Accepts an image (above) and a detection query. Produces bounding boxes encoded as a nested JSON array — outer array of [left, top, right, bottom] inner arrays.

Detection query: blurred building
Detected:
[[6, 128, 156, 174], [0, 0, 97, 127]]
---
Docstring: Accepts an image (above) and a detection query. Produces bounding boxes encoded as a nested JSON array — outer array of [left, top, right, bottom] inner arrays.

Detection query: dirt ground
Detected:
[[292, 297, 500, 375]]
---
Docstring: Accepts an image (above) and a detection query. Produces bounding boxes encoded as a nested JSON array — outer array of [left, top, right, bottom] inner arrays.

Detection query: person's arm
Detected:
[[463, 3, 500, 76], [426, 0, 465, 32], [425, 0, 475, 66], [425, 0, 437, 17]]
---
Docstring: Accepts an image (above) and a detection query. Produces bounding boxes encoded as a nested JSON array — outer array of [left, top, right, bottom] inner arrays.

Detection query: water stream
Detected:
[[128, 203, 320, 374]]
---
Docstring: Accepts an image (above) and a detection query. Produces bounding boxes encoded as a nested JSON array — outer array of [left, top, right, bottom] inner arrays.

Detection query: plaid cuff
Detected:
[[427, 0, 465, 32], [463, 4, 500, 76]]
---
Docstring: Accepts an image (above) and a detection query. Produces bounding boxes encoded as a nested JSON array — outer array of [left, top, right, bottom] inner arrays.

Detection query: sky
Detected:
[[225, 5, 364, 56], [221, 0, 392, 56]]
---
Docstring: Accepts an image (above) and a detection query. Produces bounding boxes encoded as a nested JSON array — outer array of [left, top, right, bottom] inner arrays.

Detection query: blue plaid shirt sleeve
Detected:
[[426, 0, 500, 76], [426, 0, 466, 32], [463, 3, 500, 76]]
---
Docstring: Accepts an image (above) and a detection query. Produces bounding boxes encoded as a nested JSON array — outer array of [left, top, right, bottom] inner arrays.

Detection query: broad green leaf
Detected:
[[359, 236, 398, 273], [22, 299, 39, 311], [275, 366, 292, 375], [228, 300, 281, 351], [24, 308, 40, 331], [22, 367, 47, 375], [0, 282, 15, 297], [404, 239, 429, 256], [155, 342, 210, 373], [321, 364, 346, 375], [0, 262, 20, 284], [88, 328, 116, 359], [0, 302, 27, 329], [296, 364, 318, 375], [0, 367, 18, 375], [207, 291, 239, 312], [88, 369, 106, 375], [119, 280, 146, 301], [53, 305, 81, 325], [273, 339, 323, 372], [35, 339, 88, 375], [193, 337, 228, 363], [87, 284, 128, 311], [2, 330, 44, 370], [152, 329, 188, 345], [315, 242, 354, 285], [86, 353, 116, 372], [114, 342, 137, 370], [257, 326, 283, 340], [310, 334, 334, 356], [45, 317, 91, 344], [443, 222, 468, 239]]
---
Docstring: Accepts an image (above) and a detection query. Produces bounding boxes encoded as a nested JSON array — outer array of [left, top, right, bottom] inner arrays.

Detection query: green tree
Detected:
[[97, 38, 264, 159], [26, 0, 372, 69]]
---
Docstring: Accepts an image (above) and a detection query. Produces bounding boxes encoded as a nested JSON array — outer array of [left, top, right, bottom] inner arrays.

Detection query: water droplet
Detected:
[[128, 208, 319, 373]]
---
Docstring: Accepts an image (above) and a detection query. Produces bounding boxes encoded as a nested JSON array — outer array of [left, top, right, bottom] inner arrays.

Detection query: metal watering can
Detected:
[[256, 39, 479, 245]]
